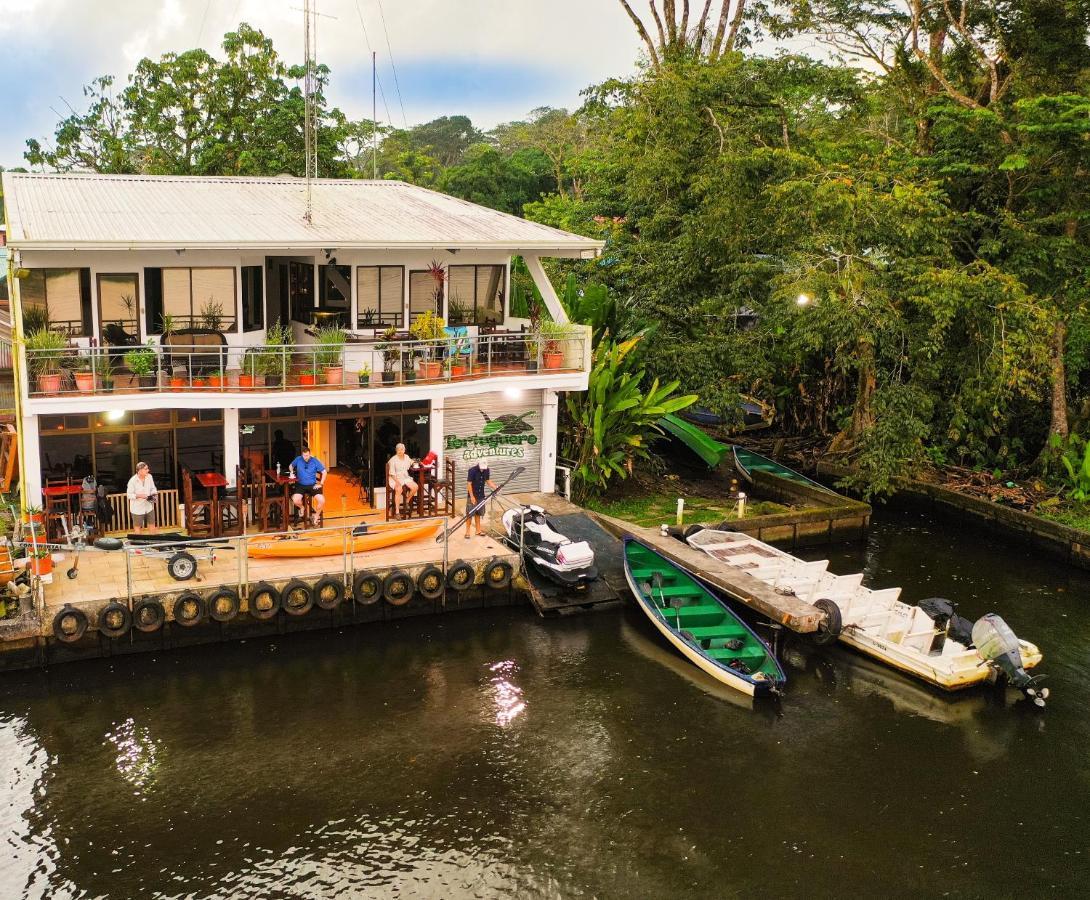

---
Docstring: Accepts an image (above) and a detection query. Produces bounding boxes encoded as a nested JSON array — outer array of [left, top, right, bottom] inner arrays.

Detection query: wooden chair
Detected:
[[249, 463, 271, 532], [384, 462, 416, 520], [44, 476, 72, 542], [217, 466, 247, 537], [181, 468, 214, 537]]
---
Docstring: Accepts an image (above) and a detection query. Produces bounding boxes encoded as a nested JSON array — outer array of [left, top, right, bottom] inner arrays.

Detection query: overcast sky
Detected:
[[0, 0, 656, 169]]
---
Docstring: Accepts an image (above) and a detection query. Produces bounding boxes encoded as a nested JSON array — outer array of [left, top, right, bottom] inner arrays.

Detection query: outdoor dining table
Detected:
[[194, 471, 230, 536], [264, 469, 297, 529]]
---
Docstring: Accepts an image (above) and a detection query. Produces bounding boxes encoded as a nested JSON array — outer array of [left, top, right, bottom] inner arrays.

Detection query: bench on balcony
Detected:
[[161, 329, 228, 379]]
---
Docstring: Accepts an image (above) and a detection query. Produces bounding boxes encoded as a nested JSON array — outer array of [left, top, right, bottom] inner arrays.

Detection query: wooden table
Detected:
[[194, 472, 229, 536], [265, 469, 296, 529]]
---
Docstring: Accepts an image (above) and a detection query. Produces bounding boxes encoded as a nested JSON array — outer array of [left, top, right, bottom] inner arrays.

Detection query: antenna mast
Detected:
[[302, 0, 320, 223], [372, 51, 378, 179]]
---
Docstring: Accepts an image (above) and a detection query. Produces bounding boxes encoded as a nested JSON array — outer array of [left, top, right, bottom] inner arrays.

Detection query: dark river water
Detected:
[[1, 505, 1088, 899]]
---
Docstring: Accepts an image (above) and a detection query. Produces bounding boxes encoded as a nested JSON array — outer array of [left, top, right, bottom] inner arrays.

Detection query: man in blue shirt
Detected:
[[290, 445, 327, 526], [465, 458, 498, 539]]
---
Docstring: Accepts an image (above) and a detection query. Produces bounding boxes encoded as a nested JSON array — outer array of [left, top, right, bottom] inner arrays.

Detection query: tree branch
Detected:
[[664, 0, 678, 44], [694, 0, 715, 48], [710, 0, 732, 59], [617, 0, 662, 68], [681, 0, 690, 42]]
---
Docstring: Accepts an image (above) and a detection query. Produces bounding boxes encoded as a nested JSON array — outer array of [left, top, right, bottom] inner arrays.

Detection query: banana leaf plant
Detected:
[[562, 334, 697, 502]]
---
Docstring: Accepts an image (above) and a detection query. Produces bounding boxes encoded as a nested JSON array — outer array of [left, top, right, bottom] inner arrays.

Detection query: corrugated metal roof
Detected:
[[1, 173, 604, 253]]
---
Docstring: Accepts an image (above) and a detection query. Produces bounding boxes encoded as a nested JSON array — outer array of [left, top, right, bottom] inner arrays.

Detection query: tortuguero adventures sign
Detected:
[[445, 409, 538, 461]]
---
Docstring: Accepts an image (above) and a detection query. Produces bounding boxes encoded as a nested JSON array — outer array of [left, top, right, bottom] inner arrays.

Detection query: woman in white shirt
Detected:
[[126, 461, 157, 533]]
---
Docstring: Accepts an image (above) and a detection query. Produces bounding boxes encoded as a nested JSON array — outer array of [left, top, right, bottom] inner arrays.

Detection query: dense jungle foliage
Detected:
[[18, 2, 1090, 498]]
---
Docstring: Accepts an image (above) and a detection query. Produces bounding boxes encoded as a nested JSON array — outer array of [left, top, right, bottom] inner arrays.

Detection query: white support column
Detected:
[[223, 408, 241, 485], [20, 412, 42, 508], [523, 254, 568, 323], [539, 389, 559, 493], [429, 400, 445, 466]]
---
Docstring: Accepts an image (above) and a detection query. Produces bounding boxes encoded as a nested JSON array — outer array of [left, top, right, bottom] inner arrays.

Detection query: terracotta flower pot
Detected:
[[192, 378, 207, 389], [36, 373, 62, 394], [299, 372, 317, 387], [419, 361, 442, 380], [169, 376, 186, 390], [30, 555, 53, 576], [73, 371, 95, 393], [542, 351, 564, 369], [450, 364, 467, 379], [323, 366, 343, 385], [208, 374, 226, 389], [238, 374, 255, 389]]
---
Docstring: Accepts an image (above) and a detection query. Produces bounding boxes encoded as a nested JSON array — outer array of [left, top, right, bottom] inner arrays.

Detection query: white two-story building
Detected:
[[1, 173, 601, 519]]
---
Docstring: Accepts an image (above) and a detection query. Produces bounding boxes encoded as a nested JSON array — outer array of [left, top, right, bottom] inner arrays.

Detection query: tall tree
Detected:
[[617, 0, 750, 68]]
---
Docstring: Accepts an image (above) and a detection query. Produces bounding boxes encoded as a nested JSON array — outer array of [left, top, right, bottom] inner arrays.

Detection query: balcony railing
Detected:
[[22, 330, 590, 399]]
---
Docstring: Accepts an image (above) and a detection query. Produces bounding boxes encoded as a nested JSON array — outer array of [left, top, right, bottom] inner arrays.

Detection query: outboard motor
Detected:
[[972, 613, 1049, 707]]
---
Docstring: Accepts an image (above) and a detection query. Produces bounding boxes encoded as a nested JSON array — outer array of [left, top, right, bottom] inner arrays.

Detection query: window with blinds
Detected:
[[409, 270, 441, 322], [20, 269, 92, 336], [97, 273, 139, 338], [151, 267, 237, 331], [448, 264, 505, 325], [356, 265, 404, 328]]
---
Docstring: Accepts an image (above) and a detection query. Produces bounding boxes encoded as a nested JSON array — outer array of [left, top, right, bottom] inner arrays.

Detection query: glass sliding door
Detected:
[[97, 273, 139, 344]]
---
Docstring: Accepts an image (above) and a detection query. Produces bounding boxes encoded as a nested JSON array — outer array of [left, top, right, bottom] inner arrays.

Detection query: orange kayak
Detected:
[[247, 521, 440, 558]]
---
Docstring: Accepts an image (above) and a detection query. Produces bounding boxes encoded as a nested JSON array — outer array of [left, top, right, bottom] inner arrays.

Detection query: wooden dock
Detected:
[[590, 511, 824, 633]]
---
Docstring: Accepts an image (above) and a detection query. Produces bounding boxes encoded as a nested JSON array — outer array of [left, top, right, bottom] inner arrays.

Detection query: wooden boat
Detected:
[[686, 528, 1043, 692], [248, 521, 440, 558], [731, 445, 835, 494], [681, 397, 774, 432], [623, 537, 786, 697]]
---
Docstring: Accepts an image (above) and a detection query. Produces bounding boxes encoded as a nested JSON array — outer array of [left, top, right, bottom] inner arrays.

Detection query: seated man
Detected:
[[387, 443, 417, 517], [290, 445, 326, 526]]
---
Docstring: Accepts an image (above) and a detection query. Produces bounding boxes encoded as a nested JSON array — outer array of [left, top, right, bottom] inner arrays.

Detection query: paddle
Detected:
[[437, 466, 526, 542]]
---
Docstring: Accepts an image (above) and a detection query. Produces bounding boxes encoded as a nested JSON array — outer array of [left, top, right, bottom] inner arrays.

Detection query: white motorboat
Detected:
[[685, 528, 1047, 704]]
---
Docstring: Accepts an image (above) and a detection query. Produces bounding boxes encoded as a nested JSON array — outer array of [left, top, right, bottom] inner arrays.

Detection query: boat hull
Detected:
[[623, 538, 785, 698], [248, 522, 440, 558]]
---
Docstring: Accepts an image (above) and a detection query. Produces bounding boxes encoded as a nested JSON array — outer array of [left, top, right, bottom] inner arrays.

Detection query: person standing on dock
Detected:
[[290, 445, 327, 526], [465, 458, 498, 539], [126, 462, 157, 533]]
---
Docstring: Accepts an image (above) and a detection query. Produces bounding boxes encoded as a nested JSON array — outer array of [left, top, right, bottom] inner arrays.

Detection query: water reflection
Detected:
[[104, 717, 159, 795], [487, 660, 526, 727]]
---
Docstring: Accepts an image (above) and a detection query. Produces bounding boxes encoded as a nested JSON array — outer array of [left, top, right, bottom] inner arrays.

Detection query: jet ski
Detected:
[[501, 505, 598, 589]]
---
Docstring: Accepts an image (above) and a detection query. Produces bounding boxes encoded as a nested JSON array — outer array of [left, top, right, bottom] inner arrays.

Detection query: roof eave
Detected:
[[8, 239, 605, 256]]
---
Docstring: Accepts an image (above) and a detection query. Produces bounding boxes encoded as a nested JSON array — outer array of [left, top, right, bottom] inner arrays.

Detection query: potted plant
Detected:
[[123, 342, 158, 390], [26, 329, 68, 394], [73, 353, 96, 393], [426, 259, 446, 316], [29, 546, 53, 577], [315, 324, 347, 385], [168, 369, 187, 390], [359, 307, 377, 328], [96, 356, 116, 393], [262, 320, 292, 387], [23, 505, 44, 527], [357, 364, 372, 386], [540, 320, 570, 369], [410, 310, 445, 380], [448, 295, 470, 326], [239, 348, 264, 388], [377, 327, 400, 384], [199, 298, 225, 331], [207, 369, 227, 389]]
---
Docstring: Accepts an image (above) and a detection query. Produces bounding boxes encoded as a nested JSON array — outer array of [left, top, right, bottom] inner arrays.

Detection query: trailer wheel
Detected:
[[172, 592, 205, 627], [248, 582, 280, 620], [417, 565, 444, 600], [314, 576, 344, 611], [352, 571, 381, 605], [208, 588, 240, 623], [485, 558, 513, 590], [383, 570, 414, 606], [132, 598, 166, 633], [446, 560, 475, 592], [93, 537, 123, 551], [52, 605, 88, 643], [168, 551, 198, 581], [282, 579, 314, 616], [812, 598, 842, 646], [98, 601, 131, 639]]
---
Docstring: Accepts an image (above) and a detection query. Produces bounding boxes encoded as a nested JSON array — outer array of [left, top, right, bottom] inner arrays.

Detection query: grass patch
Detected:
[[587, 493, 790, 528], [1037, 502, 1090, 533]]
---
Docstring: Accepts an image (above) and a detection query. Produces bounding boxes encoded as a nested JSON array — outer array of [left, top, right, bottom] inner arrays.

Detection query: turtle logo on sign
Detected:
[[480, 410, 535, 435]]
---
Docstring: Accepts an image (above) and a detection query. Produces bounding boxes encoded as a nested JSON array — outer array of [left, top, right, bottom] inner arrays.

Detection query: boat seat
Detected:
[[707, 647, 767, 663], [629, 567, 678, 581], [670, 605, 727, 627], [654, 585, 705, 599], [685, 625, 745, 640]]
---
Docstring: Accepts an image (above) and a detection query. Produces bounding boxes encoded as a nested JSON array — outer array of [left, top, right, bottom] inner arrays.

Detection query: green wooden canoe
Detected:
[[732, 445, 836, 494], [623, 538, 786, 697]]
